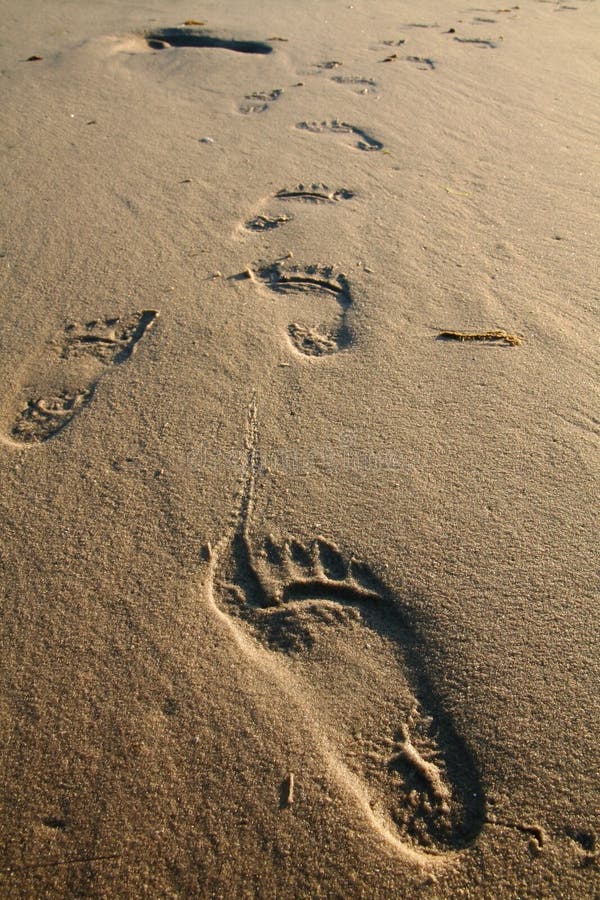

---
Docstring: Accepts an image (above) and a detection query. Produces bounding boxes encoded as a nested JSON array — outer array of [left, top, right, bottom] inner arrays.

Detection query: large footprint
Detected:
[[252, 261, 353, 357], [205, 400, 484, 858], [5, 310, 158, 445]]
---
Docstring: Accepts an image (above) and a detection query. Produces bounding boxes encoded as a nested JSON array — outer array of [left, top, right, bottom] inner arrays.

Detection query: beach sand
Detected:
[[0, 0, 598, 895]]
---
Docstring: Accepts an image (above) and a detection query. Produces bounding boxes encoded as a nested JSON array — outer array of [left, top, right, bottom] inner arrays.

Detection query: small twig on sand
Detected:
[[437, 329, 521, 346], [287, 773, 295, 806]]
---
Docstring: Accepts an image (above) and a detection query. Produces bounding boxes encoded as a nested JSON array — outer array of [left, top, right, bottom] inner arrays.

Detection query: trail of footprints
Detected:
[[225, 41, 490, 852], [7, 310, 158, 444], [11, 15, 554, 868], [211, 17, 543, 861]]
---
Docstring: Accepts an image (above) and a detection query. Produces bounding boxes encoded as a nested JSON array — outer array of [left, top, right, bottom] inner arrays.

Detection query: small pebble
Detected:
[[199, 137, 215, 144]]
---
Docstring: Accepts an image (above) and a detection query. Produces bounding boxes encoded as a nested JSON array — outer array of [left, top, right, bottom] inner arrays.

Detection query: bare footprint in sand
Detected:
[[243, 184, 354, 233], [239, 89, 283, 114], [331, 75, 378, 95], [274, 183, 355, 203], [205, 401, 485, 858], [253, 261, 353, 357], [453, 36, 499, 48], [5, 310, 158, 445], [296, 120, 383, 152]]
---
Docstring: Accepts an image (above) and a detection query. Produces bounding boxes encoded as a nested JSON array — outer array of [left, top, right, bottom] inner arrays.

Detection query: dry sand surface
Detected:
[[1, 0, 599, 896]]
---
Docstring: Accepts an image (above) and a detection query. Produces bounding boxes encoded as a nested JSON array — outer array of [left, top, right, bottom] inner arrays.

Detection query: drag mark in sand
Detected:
[[145, 28, 273, 54], [254, 262, 353, 356], [7, 310, 159, 444], [296, 120, 383, 151], [204, 399, 485, 857]]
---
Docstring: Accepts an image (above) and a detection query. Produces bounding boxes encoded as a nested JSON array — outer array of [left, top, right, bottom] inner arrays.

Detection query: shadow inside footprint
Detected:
[[145, 28, 273, 54], [209, 402, 485, 856]]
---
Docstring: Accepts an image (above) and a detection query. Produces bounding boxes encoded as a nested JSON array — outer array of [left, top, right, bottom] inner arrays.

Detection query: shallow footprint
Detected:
[[244, 214, 292, 232], [8, 310, 159, 444], [406, 56, 436, 70], [253, 261, 353, 356], [12, 389, 94, 444], [240, 89, 283, 114], [296, 119, 383, 151], [331, 75, 378, 94], [206, 402, 485, 857], [453, 36, 499, 48], [243, 184, 353, 233]]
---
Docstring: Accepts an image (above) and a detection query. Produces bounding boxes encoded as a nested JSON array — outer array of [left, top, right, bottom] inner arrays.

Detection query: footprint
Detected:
[[243, 184, 354, 232], [275, 183, 354, 203], [59, 311, 159, 363], [406, 56, 436, 70], [240, 89, 283, 114], [315, 60, 344, 70], [8, 310, 159, 444], [12, 389, 95, 444], [331, 75, 378, 94], [253, 262, 353, 356], [245, 214, 292, 232], [296, 120, 383, 152], [144, 28, 273, 54], [565, 827, 598, 867], [453, 36, 499, 48], [206, 400, 485, 856]]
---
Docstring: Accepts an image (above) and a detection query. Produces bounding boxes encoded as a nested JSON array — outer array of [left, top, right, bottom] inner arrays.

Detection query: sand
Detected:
[[0, 0, 598, 895]]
